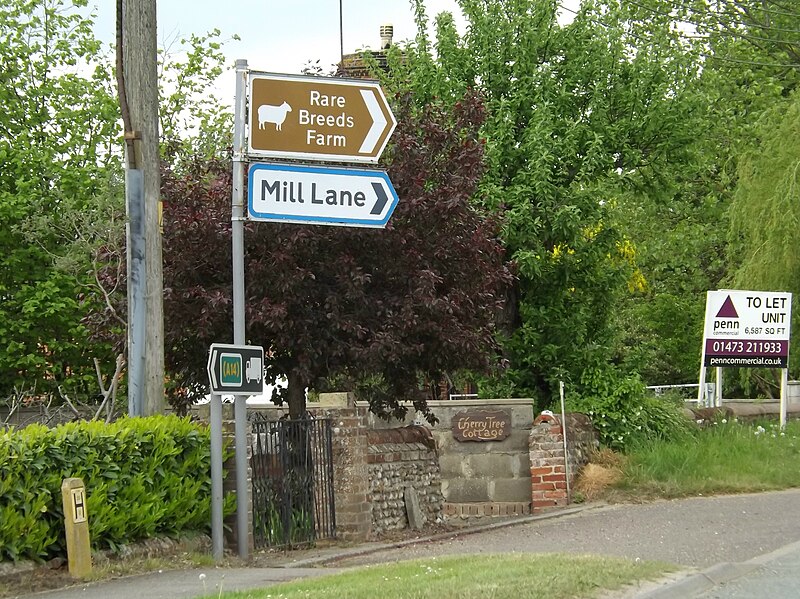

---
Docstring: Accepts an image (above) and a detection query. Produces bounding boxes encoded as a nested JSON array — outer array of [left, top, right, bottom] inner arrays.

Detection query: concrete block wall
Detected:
[[427, 400, 534, 510], [238, 400, 595, 538], [364, 399, 536, 517], [529, 412, 598, 511]]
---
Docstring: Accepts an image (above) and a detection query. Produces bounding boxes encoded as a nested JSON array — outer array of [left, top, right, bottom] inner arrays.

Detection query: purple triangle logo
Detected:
[[716, 296, 738, 318]]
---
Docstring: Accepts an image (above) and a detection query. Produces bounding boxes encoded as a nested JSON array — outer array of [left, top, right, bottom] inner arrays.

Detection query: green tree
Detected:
[[0, 0, 121, 403], [158, 29, 237, 163], [381, 0, 706, 405], [693, 0, 800, 90], [728, 92, 800, 375], [0, 1, 238, 414], [626, 0, 800, 393]]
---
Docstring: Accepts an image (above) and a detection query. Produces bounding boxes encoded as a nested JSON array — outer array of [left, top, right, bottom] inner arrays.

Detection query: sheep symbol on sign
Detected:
[[257, 101, 292, 131]]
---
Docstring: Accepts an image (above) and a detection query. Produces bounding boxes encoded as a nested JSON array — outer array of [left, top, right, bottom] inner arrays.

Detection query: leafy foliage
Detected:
[[728, 92, 800, 374], [379, 0, 707, 404], [691, 0, 800, 90], [612, 0, 800, 388], [158, 29, 237, 163], [0, 415, 230, 562], [567, 367, 693, 451], [0, 0, 243, 410], [0, 0, 121, 402], [157, 91, 510, 419]]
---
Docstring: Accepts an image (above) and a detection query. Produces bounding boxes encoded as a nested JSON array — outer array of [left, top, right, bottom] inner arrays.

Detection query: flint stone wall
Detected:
[[366, 427, 443, 534]]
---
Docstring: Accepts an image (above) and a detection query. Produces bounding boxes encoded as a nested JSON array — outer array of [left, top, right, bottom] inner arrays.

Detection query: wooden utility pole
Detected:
[[118, 0, 164, 415]]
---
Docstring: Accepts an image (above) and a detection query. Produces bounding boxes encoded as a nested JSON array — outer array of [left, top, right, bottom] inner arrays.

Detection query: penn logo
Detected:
[[714, 296, 739, 332]]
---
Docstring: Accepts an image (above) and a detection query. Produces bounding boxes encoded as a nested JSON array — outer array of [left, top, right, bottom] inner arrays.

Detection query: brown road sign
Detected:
[[248, 72, 396, 163]]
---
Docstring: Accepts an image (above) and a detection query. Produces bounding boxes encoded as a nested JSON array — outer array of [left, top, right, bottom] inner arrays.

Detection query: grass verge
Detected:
[[206, 553, 674, 599], [606, 419, 800, 500]]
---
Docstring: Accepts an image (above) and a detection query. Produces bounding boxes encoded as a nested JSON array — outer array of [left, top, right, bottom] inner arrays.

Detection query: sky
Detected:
[[89, 1, 467, 98], [88, 1, 578, 106]]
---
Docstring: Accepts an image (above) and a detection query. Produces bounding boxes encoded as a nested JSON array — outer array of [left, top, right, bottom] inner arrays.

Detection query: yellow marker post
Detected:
[[60, 478, 92, 578]]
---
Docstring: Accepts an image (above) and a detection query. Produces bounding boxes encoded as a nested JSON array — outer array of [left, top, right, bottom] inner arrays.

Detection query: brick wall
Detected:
[[366, 427, 443, 534], [529, 413, 598, 511], [325, 408, 372, 542], [219, 401, 598, 544]]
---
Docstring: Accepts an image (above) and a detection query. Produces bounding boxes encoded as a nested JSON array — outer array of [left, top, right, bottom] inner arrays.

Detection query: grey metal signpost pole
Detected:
[[125, 168, 145, 416], [231, 59, 250, 559], [209, 392, 223, 561], [228, 66, 397, 559], [781, 367, 789, 429]]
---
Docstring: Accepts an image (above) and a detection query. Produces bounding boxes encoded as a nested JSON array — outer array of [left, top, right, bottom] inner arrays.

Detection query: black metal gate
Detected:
[[250, 414, 336, 548]]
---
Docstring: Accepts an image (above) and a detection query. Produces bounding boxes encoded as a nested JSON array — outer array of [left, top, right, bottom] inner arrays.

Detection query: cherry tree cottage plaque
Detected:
[[452, 409, 511, 442]]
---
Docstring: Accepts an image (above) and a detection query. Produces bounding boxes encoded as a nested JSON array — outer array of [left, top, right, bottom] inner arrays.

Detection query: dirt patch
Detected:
[[0, 560, 75, 598], [0, 535, 213, 599]]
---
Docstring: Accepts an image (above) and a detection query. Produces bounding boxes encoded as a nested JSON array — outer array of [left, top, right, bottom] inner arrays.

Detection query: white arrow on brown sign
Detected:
[[247, 72, 397, 163]]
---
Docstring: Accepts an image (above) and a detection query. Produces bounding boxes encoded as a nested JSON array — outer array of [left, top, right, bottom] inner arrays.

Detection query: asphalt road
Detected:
[[17, 488, 800, 599], [333, 488, 800, 570]]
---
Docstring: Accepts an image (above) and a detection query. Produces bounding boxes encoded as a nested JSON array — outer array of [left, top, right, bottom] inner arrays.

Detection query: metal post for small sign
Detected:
[[781, 367, 789, 430], [209, 393, 224, 562], [559, 381, 571, 504], [207, 343, 263, 561], [226, 59, 398, 560]]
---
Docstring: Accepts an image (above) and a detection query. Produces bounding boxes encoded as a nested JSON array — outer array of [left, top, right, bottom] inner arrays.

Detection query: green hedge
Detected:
[[566, 366, 693, 451], [0, 415, 230, 562]]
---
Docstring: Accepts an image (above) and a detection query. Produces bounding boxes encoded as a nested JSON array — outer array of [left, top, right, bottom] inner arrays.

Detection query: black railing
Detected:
[[250, 414, 336, 548]]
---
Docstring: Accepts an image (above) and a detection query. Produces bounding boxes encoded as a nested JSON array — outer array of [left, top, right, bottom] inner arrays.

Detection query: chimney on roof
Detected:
[[379, 24, 393, 50]]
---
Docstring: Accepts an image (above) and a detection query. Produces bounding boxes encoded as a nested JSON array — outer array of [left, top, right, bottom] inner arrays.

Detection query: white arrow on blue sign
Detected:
[[247, 162, 399, 228]]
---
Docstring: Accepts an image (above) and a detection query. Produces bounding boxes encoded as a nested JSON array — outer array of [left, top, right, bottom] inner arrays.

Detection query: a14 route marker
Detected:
[[206, 343, 264, 395]]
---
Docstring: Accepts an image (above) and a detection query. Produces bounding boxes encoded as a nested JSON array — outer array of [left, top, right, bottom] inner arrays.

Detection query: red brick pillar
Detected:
[[329, 409, 372, 541], [529, 413, 568, 511]]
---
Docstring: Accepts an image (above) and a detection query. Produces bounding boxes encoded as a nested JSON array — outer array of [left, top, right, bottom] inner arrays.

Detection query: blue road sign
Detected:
[[247, 162, 399, 228]]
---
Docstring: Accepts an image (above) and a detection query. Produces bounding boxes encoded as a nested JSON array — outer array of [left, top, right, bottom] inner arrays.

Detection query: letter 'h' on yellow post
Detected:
[[61, 478, 92, 578]]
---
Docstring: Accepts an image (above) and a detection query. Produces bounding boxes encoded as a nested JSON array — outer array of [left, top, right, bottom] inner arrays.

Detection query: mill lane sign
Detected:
[[248, 72, 396, 163], [247, 162, 399, 228], [207, 343, 264, 395]]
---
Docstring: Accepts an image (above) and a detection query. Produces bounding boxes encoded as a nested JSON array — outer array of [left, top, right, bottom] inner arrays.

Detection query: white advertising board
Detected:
[[702, 290, 792, 368]]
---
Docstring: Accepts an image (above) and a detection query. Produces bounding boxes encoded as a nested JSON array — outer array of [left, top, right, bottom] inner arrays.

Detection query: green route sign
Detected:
[[206, 343, 264, 395]]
